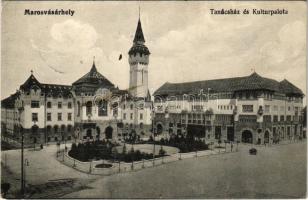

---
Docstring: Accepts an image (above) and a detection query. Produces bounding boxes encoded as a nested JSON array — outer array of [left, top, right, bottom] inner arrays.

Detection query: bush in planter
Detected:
[[159, 146, 166, 156], [249, 148, 257, 155], [218, 140, 222, 147]]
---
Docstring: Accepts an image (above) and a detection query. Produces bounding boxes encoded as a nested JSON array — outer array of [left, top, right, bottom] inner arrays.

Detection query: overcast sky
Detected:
[[1, 1, 306, 103]]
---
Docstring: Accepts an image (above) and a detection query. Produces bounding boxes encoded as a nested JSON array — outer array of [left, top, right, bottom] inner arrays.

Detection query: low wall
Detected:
[[56, 147, 231, 175]]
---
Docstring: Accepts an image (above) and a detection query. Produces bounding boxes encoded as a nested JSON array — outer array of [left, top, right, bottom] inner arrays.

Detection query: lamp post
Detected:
[[131, 141, 134, 170], [162, 108, 169, 161], [89, 159, 93, 174], [20, 123, 24, 196], [114, 113, 118, 140], [23, 159, 29, 195], [207, 88, 211, 102], [17, 103, 25, 196], [151, 110, 156, 166]]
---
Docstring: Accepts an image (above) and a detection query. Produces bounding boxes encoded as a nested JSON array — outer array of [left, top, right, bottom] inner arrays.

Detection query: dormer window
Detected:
[[58, 102, 62, 109]]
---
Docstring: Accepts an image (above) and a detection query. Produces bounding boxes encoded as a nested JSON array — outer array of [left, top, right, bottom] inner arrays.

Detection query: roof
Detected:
[[154, 72, 304, 97], [128, 44, 150, 56], [133, 19, 145, 43], [279, 79, 304, 96], [128, 19, 150, 56], [18, 73, 72, 98], [20, 74, 42, 91], [72, 62, 114, 90], [1, 92, 19, 109], [42, 84, 72, 98]]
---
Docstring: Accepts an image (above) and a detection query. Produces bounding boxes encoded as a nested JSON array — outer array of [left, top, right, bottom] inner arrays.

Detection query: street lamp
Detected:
[[151, 110, 156, 166], [17, 103, 25, 196], [23, 159, 29, 195], [114, 112, 118, 140], [162, 108, 169, 161], [207, 88, 211, 102], [89, 159, 93, 174]]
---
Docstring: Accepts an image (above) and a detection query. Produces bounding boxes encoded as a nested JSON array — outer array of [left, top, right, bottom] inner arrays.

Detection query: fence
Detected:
[[56, 146, 234, 176]]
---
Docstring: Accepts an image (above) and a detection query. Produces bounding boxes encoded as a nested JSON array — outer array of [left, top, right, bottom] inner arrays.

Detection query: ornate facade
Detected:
[[1, 18, 153, 145], [153, 72, 305, 144]]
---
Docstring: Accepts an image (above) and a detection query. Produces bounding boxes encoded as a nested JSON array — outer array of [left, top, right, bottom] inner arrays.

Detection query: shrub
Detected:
[[159, 146, 166, 156]]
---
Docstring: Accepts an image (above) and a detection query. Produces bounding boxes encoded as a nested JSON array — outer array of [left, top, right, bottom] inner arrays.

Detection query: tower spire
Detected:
[[138, 1, 140, 19], [90, 56, 97, 73], [133, 20, 145, 43]]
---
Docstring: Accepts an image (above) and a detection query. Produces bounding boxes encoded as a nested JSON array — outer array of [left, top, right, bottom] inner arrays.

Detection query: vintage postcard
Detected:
[[1, 1, 307, 199]]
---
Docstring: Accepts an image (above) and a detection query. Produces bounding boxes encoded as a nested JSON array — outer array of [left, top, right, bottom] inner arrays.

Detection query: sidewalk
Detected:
[[57, 145, 239, 176]]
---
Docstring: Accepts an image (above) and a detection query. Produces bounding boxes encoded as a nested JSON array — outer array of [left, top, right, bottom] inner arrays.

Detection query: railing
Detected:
[[56, 147, 230, 176]]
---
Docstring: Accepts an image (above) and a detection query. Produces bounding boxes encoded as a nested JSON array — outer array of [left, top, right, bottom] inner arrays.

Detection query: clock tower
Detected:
[[128, 18, 150, 98]]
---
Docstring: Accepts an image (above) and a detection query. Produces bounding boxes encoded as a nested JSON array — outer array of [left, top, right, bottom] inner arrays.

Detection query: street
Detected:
[[63, 142, 306, 198], [1, 141, 306, 198]]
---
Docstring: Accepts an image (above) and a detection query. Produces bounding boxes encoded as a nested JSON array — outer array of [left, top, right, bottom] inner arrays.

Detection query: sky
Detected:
[[1, 1, 307, 103]]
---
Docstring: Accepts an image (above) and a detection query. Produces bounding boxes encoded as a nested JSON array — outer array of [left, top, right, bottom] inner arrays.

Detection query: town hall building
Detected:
[[1, 16, 305, 147], [1, 17, 153, 145]]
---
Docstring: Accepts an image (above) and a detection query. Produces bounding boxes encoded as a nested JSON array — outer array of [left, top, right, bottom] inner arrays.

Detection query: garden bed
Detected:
[[95, 163, 113, 168]]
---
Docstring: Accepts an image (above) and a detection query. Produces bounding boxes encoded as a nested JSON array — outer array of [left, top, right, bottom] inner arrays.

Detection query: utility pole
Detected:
[[18, 101, 25, 197], [21, 125, 24, 196]]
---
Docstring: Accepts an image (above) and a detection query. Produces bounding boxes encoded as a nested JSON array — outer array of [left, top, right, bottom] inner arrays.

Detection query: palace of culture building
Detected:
[[1, 17, 305, 146]]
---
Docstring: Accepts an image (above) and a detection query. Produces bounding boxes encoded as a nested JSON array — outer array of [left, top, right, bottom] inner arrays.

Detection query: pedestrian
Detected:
[[231, 143, 233, 152], [40, 144, 43, 149]]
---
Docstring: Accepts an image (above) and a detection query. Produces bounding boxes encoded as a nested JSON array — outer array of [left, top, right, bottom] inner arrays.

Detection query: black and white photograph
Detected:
[[1, 1, 307, 199]]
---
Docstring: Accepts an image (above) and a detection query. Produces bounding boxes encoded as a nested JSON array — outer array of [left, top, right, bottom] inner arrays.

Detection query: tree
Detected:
[[218, 140, 222, 148], [111, 147, 119, 162], [159, 145, 166, 156], [122, 143, 127, 154], [303, 106, 307, 127], [1, 183, 10, 197]]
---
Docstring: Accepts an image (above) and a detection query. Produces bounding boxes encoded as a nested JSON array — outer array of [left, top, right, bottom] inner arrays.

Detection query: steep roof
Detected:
[[128, 19, 150, 56], [1, 92, 19, 109], [18, 73, 72, 98], [133, 19, 145, 43], [154, 72, 303, 97], [42, 84, 72, 98], [279, 79, 304, 96], [20, 74, 42, 91], [72, 62, 114, 88]]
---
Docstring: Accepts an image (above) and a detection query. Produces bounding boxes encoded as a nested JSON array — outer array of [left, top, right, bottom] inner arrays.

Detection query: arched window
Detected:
[[54, 125, 59, 133], [98, 100, 108, 116], [86, 101, 92, 116], [77, 101, 80, 117], [139, 123, 143, 129], [46, 125, 52, 134], [61, 125, 65, 133], [67, 125, 72, 132]]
